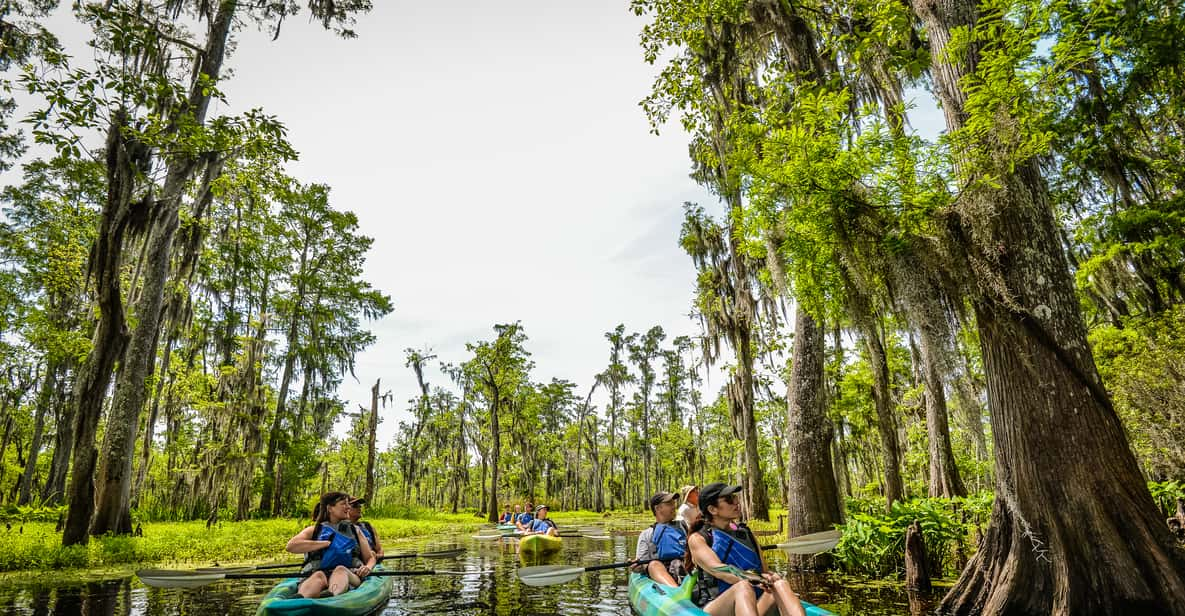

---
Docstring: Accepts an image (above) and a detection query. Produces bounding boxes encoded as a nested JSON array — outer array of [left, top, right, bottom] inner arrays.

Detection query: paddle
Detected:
[[195, 548, 466, 573], [761, 529, 842, 555], [517, 560, 644, 587], [515, 529, 843, 587], [138, 567, 491, 589]]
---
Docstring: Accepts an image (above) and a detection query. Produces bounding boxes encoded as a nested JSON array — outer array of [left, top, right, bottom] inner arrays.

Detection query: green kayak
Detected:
[[628, 571, 835, 616], [255, 566, 394, 616], [518, 533, 563, 555]]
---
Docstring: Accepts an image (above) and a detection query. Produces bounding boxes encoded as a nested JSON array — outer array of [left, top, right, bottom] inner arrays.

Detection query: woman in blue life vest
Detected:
[[522, 504, 558, 536], [500, 505, 514, 524], [285, 491, 378, 599], [347, 496, 383, 559], [632, 491, 688, 588], [687, 483, 805, 616]]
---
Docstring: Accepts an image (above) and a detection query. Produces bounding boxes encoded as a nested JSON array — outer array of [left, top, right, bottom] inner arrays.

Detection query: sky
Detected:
[[28, 1, 944, 448]]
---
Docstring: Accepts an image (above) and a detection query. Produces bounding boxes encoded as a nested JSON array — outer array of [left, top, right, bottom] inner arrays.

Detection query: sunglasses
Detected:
[[719, 493, 738, 504]]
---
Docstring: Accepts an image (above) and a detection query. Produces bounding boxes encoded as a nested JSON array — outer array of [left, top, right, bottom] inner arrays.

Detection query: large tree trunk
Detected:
[[88, 0, 235, 538], [909, 0, 1185, 612], [63, 113, 139, 547], [784, 306, 843, 568]]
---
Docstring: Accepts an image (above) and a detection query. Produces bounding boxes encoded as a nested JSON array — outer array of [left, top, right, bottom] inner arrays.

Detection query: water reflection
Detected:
[[0, 530, 939, 615]]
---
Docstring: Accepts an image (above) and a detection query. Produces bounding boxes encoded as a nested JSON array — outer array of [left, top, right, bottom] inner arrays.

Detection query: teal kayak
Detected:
[[496, 523, 518, 531], [255, 566, 393, 616], [628, 571, 835, 616]]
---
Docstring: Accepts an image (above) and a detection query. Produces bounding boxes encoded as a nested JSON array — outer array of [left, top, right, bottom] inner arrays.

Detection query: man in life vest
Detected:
[[633, 491, 689, 587], [687, 482, 806, 616], [515, 502, 535, 531], [522, 504, 558, 536], [348, 496, 383, 559]]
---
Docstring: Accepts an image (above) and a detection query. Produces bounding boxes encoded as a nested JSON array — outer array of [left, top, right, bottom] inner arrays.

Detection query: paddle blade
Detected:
[[516, 564, 586, 587], [774, 529, 842, 555], [137, 569, 229, 589], [472, 532, 512, 540]]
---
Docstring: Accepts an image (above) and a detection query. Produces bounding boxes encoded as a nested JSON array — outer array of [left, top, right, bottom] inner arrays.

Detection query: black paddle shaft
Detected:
[[223, 570, 438, 580]]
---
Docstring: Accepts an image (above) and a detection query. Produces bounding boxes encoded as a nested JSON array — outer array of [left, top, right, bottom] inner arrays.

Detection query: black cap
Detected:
[[648, 491, 679, 512], [348, 496, 367, 506], [698, 482, 742, 514]]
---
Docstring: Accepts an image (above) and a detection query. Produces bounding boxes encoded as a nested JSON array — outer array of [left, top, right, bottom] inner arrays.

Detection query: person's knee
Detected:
[[331, 565, 350, 576], [730, 582, 756, 600]]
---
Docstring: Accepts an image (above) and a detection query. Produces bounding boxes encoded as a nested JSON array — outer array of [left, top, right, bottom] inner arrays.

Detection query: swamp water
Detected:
[[0, 531, 941, 615]]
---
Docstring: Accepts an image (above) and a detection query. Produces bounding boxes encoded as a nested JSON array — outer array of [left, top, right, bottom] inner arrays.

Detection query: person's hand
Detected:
[[758, 572, 781, 589], [355, 564, 371, 578], [628, 559, 645, 573]]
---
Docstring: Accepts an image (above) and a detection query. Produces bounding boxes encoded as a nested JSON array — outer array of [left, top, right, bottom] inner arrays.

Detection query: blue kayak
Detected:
[[628, 571, 835, 616], [255, 566, 393, 616]]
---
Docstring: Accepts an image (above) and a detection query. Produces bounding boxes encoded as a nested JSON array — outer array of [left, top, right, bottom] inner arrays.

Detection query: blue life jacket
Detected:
[[517, 512, 534, 525], [501, 512, 513, 523], [303, 522, 360, 572], [651, 522, 687, 561], [529, 517, 556, 533], [698, 524, 763, 598]]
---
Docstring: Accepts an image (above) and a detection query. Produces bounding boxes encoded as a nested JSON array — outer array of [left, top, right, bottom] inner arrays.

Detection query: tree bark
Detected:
[[63, 113, 139, 546], [917, 327, 965, 498], [784, 306, 843, 568], [19, 359, 59, 505], [365, 379, 379, 504], [910, 0, 1185, 611], [860, 318, 904, 508]]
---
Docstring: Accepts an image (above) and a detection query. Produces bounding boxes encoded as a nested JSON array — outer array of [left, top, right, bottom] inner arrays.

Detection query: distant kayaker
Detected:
[[632, 491, 688, 588], [515, 502, 535, 531], [500, 505, 514, 523], [522, 504, 558, 536], [688, 482, 806, 616], [285, 491, 377, 598], [348, 496, 383, 559], [677, 485, 701, 527]]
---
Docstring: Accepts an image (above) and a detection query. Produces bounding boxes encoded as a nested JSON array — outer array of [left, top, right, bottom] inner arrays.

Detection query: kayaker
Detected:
[[688, 482, 806, 616], [633, 491, 688, 587], [348, 496, 383, 559], [500, 505, 514, 524], [515, 502, 535, 531], [522, 504, 558, 536], [677, 485, 701, 527], [285, 491, 377, 598]]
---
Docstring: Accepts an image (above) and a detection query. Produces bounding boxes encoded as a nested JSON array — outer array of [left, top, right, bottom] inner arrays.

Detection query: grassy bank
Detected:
[[0, 509, 488, 573]]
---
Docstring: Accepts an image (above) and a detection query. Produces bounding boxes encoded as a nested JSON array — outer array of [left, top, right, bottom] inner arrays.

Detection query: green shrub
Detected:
[[832, 493, 992, 579], [1149, 480, 1185, 517]]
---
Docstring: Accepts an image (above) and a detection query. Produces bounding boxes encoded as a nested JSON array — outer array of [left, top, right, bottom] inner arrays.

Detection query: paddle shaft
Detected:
[[223, 570, 437, 580], [211, 548, 465, 572]]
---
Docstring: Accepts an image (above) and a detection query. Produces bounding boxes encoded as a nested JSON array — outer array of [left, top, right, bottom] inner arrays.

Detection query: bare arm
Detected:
[[370, 526, 384, 558], [285, 525, 329, 554], [356, 527, 377, 569]]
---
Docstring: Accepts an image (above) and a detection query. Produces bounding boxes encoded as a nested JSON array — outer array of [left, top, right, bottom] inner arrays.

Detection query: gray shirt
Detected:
[[635, 526, 657, 561]]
